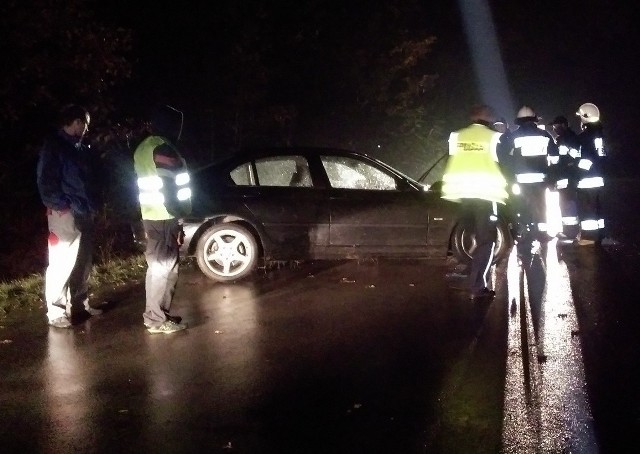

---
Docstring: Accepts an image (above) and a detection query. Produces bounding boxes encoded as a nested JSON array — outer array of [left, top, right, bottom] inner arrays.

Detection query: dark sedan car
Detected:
[[180, 147, 513, 282]]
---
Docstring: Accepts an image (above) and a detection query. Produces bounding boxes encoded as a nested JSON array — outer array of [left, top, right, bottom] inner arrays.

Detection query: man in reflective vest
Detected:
[[575, 102, 606, 245], [134, 105, 192, 334], [442, 104, 509, 301]]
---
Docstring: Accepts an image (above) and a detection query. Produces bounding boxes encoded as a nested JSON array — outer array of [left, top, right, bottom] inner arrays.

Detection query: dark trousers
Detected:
[[559, 186, 580, 237], [142, 218, 181, 327], [577, 188, 604, 240], [461, 200, 497, 294], [514, 184, 546, 234], [70, 216, 95, 309]]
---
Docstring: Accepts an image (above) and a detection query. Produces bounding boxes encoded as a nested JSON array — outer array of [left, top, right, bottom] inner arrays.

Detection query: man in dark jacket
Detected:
[[37, 104, 103, 328]]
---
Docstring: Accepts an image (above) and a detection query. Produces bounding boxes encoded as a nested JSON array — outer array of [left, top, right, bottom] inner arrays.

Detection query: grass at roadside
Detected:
[[0, 254, 147, 317]]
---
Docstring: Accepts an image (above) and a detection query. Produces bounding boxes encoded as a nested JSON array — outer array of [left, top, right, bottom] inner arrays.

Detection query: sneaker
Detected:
[[49, 316, 72, 328], [470, 288, 496, 301], [164, 313, 182, 324], [144, 314, 183, 328], [147, 320, 188, 334]]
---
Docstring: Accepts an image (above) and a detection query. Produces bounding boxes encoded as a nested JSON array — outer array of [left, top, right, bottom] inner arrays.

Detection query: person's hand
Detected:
[[177, 226, 185, 246]]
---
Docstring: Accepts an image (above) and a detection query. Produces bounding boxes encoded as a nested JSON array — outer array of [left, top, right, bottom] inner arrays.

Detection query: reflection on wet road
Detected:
[[1, 241, 635, 452], [502, 239, 598, 453], [45, 329, 91, 451]]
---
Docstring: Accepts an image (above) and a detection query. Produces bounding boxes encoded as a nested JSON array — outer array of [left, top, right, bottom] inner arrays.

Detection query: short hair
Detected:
[[59, 104, 90, 127], [469, 104, 496, 123]]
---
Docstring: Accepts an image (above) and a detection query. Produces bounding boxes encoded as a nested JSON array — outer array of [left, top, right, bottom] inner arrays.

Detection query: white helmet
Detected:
[[517, 106, 536, 119], [576, 102, 600, 123], [515, 105, 538, 124]]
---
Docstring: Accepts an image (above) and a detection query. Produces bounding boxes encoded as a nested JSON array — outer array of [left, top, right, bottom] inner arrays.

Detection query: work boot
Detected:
[[470, 288, 496, 301]]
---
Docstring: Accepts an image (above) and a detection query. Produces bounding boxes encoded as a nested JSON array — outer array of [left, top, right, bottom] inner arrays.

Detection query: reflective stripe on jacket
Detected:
[[442, 123, 508, 204]]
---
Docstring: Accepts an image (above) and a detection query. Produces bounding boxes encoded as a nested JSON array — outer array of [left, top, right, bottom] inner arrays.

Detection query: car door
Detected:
[[321, 155, 431, 254], [230, 155, 329, 259]]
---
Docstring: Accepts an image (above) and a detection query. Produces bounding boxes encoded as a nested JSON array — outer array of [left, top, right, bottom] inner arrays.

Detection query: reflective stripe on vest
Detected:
[[514, 135, 550, 156], [595, 137, 605, 157], [515, 172, 545, 184], [577, 176, 604, 189]]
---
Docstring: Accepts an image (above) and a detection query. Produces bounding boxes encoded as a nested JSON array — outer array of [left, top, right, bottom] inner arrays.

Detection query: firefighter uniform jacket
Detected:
[[554, 127, 581, 189], [576, 122, 606, 190], [508, 122, 559, 186]]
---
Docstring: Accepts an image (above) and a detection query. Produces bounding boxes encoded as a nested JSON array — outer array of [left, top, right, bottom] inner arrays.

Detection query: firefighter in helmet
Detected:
[[575, 102, 606, 244], [549, 115, 581, 239], [506, 106, 559, 258]]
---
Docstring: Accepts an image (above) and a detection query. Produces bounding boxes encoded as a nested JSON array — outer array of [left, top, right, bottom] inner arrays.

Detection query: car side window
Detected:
[[230, 162, 255, 185], [320, 155, 396, 190], [254, 156, 312, 187]]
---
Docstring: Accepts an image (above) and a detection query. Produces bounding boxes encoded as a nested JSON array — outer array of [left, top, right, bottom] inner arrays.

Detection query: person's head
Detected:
[[493, 117, 509, 133], [59, 104, 90, 139], [514, 105, 539, 126], [550, 115, 569, 135], [150, 104, 184, 143], [469, 104, 496, 125]]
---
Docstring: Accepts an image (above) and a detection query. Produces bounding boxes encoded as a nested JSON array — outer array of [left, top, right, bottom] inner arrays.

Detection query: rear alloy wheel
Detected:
[[451, 219, 512, 265], [196, 224, 258, 282]]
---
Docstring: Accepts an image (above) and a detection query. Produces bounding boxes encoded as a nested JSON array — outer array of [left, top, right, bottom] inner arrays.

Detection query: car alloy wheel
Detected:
[[451, 219, 511, 265], [196, 224, 258, 282]]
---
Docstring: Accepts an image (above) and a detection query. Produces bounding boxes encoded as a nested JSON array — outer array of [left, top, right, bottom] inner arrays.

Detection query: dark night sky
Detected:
[[99, 0, 640, 170]]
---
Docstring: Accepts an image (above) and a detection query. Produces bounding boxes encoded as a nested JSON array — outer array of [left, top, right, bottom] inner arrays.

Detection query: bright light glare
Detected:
[[457, 0, 514, 118], [545, 188, 562, 237]]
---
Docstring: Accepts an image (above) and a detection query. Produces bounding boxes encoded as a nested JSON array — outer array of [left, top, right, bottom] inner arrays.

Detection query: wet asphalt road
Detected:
[[1, 240, 640, 453]]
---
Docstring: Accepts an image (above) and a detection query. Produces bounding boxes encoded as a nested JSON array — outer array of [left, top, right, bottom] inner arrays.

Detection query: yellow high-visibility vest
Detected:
[[441, 123, 508, 204], [134, 136, 192, 220]]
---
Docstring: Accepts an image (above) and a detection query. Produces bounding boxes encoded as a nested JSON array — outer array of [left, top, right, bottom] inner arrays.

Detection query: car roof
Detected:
[[233, 146, 373, 160]]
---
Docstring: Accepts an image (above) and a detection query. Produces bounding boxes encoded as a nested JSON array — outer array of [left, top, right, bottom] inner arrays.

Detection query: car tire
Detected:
[[451, 218, 512, 265], [196, 224, 259, 282]]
